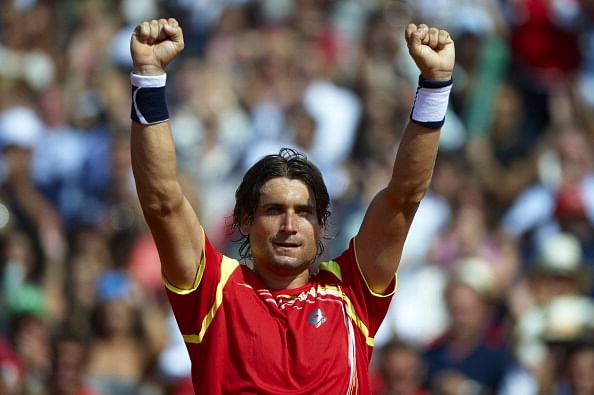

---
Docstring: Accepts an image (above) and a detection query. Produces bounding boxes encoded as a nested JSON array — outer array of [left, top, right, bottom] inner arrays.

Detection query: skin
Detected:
[[241, 178, 321, 289], [130, 19, 454, 292]]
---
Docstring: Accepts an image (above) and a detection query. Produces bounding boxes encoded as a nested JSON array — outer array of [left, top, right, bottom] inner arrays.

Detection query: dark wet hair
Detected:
[[232, 148, 331, 261]]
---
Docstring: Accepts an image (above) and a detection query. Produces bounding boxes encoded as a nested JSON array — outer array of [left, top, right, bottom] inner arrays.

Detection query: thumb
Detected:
[[162, 19, 184, 50]]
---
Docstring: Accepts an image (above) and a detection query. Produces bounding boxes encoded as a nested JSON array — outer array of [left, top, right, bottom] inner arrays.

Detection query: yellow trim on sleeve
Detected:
[[162, 255, 206, 295], [162, 228, 207, 295], [352, 237, 397, 298], [183, 256, 239, 344], [318, 260, 343, 281]]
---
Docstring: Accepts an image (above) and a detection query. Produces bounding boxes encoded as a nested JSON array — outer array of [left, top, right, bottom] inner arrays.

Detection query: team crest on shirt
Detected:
[[308, 308, 327, 328]]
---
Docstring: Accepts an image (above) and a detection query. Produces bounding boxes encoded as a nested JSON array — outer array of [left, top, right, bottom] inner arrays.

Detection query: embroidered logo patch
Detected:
[[308, 308, 327, 328]]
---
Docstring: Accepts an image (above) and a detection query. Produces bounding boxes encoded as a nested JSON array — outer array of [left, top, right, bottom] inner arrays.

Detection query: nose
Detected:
[[280, 211, 297, 233]]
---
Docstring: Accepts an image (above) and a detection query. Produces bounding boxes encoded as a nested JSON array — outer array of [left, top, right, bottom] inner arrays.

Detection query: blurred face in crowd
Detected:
[[445, 282, 490, 342], [568, 348, 594, 395], [241, 177, 322, 285], [50, 338, 88, 394], [530, 272, 582, 305], [556, 128, 593, 183], [380, 345, 424, 395]]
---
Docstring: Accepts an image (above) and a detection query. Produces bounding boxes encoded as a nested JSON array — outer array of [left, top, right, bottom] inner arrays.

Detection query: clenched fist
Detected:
[[405, 24, 455, 82], [130, 18, 185, 76]]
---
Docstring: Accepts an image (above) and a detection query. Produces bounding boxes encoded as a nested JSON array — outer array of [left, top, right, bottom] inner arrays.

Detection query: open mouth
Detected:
[[273, 241, 300, 248]]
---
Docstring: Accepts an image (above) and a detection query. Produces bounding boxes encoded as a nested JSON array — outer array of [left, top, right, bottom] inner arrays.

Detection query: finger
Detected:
[[405, 23, 417, 44], [417, 24, 429, 45], [428, 27, 439, 48], [163, 20, 184, 49], [148, 19, 160, 44], [161, 20, 178, 38], [406, 24, 428, 54], [137, 21, 151, 43], [157, 18, 170, 41], [168, 18, 179, 28], [438, 29, 453, 48]]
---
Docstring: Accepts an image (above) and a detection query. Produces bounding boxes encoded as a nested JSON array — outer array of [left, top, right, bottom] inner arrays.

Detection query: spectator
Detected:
[[86, 271, 156, 395], [373, 338, 429, 395], [47, 332, 106, 395], [504, 232, 593, 394], [423, 257, 509, 394], [501, 124, 594, 264]]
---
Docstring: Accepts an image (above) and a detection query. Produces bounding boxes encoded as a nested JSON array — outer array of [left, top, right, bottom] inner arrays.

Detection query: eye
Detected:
[[264, 205, 283, 215], [297, 207, 314, 216]]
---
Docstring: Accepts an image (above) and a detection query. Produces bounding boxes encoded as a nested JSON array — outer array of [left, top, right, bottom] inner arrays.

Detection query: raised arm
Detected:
[[130, 18, 203, 289], [355, 24, 455, 293]]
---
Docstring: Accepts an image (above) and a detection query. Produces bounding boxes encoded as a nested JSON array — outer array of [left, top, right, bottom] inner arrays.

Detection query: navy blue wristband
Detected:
[[418, 75, 453, 89], [131, 85, 169, 124]]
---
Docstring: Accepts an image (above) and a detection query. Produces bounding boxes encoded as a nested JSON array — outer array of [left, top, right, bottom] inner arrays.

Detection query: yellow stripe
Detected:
[[341, 293, 375, 347], [183, 256, 239, 344], [162, 255, 206, 295], [162, 228, 207, 295], [318, 260, 343, 281], [314, 284, 375, 347], [352, 237, 397, 297], [179, 269, 374, 346]]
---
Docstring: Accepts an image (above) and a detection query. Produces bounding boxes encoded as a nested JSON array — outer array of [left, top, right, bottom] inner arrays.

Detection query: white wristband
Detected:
[[130, 73, 167, 88], [410, 77, 452, 129]]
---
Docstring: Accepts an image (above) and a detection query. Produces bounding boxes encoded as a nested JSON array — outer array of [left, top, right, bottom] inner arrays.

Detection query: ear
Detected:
[[239, 215, 250, 236]]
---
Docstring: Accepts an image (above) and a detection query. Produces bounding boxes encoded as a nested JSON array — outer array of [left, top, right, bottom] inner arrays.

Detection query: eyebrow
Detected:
[[260, 202, 315, 211]]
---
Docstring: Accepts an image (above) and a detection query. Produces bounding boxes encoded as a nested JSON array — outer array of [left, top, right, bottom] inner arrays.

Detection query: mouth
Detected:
[[273, 240, 301, 248]]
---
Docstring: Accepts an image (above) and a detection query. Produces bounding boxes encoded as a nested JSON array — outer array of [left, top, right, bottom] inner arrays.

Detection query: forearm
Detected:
[[389, 121, 441, 203], [131, 120, 184, 215]]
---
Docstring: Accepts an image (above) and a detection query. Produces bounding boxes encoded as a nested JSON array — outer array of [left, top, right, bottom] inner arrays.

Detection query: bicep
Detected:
[[143, 196, 204, 290], [355, 188, 420, 293]]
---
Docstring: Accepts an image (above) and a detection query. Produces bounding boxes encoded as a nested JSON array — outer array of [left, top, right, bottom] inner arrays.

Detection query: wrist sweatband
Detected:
[[410, 75, 453, 129], [130, 73, 169, 125]]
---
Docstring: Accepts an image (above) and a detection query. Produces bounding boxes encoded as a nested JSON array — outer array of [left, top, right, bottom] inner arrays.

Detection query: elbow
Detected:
[[388, 179, 431, 206], [138, 185, 185, 219], [402, 187, 429, 205], [141, 198, 183, 219]]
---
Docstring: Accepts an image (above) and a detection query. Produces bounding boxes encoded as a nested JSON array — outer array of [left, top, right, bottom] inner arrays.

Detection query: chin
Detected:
[[272, 255, 302, 268], [271, 252, 315, 271]]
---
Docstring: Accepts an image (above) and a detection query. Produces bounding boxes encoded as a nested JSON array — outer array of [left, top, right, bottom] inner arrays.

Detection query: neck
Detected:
[[447, 327, 485, 357], [253, 267, 311, 290]]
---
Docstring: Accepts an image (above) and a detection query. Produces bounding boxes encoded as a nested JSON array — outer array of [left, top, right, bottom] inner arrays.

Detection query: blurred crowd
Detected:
[[0, 0, 593, 394]]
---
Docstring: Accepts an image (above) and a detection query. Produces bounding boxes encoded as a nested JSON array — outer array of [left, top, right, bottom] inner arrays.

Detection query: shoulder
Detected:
[[317, 240, 357, 283]]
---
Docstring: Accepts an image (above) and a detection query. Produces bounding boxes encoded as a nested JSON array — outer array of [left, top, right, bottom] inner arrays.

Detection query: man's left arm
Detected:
[[355, 24, 455, 294]]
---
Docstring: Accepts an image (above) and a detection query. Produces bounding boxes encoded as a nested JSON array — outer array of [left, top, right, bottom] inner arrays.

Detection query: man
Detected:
[[129, 18, 454, 394], [374, 338, 429, 395]]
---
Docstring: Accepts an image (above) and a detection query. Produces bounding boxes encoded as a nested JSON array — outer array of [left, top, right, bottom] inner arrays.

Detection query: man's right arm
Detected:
[[130, 19, 204, 290]]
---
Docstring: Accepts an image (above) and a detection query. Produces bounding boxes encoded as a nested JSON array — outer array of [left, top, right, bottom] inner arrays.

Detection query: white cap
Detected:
[[450, 256, 496, 299], [0, 106, 43, 149], [543, 295, 594, 342], [536, 232, 583, 274]]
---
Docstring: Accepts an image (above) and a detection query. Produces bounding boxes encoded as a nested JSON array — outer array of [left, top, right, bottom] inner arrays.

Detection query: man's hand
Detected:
[[405, 24, 455, 81], [130, 18, 184, 76]]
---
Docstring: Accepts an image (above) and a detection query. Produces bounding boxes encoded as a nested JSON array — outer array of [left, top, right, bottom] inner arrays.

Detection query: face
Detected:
[[445, 283, 489, 340], [381, 347, 423, 393], [241, 177, 322, 279]]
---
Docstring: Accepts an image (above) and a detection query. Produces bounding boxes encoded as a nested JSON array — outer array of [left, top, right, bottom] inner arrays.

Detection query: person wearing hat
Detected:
[[527, 232, 591, 308], [502, 233, 593, 395], [422, 257, 508, 394]]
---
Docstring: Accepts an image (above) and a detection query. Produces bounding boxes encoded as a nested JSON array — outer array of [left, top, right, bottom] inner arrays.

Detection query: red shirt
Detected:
[[165, 232, 395, 394]]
